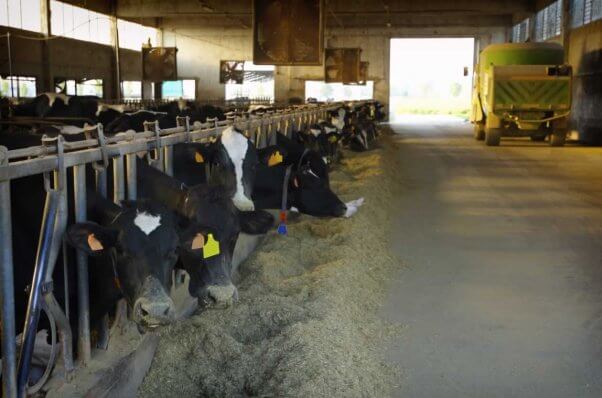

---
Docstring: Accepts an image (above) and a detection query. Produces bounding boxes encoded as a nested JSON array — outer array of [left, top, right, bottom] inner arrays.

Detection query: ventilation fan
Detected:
[[142, 47, 178, 82]]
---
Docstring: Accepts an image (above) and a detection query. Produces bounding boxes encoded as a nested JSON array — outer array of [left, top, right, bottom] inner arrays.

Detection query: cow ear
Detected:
[[186, 142, 216, 165], [179, 224, 207, 252], [66, 222, 117, 256], [258, 146, 286, 166]]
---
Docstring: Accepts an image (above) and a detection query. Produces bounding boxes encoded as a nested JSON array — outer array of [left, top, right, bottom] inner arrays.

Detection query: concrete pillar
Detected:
[[561, 0, 571, 61], [40, 0, 52, 92], [111, 1, 122, 100]]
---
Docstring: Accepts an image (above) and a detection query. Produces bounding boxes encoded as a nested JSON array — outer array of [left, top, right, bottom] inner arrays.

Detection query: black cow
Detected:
[[136, 155, 273, 308]]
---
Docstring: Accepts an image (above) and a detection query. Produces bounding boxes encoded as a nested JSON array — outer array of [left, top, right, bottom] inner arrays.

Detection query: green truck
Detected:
[[471, 42, 572, 146]]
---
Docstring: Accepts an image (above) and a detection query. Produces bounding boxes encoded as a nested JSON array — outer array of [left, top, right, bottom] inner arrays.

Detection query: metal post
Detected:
[[44, 137, 74, 377], [164, 146, 174, 177], [112, 156, 125, 204], [6, 33, 14, 98], [95, 169, 107, 198], [0, 147, 17, 398], [73, 164, 90, 365], [17, 191, 59, 397], [126, 153, 137, 200]]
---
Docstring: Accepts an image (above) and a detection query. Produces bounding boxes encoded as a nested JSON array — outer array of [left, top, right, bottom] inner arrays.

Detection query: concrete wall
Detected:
[[161, 24, 506, 107], [0, 26, 141, 99]]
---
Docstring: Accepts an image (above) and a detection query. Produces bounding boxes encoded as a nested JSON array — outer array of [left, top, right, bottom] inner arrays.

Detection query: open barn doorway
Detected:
[[389, 38, 475, 122]]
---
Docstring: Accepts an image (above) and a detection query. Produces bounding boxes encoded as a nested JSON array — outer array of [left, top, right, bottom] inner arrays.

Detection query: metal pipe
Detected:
[[112, 156, 125, 204], [7, 33, 14, 98], [17, 191, 59, 397], [0, 178, 17, 398], [73, 164, 91, 365], [164, 146, 174, 177], [95, 169, 107, 198], [126, 153, 137, 200]]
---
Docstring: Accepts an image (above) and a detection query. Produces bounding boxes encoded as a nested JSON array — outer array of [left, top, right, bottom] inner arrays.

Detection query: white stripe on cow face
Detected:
[[221, 126, 255, 211], [134, 211, 162, 235]]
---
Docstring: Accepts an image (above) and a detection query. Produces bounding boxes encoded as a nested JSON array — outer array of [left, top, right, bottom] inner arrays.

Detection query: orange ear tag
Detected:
[[195, 152, 204, 163], [191, 233, 205, 250], [87, 234, 104, 251]]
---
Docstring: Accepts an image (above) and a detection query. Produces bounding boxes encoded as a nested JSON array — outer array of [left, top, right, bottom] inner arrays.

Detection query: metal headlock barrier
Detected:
[[0, 101, 361, 397]]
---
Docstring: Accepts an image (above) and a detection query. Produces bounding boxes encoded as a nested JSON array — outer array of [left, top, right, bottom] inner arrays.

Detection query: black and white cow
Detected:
[[0, 131, 189, 339], [173, 126, 258, 211], [104, 110, 174, 135], [10, 94, 124, 129], [136, 155, 273, 308]]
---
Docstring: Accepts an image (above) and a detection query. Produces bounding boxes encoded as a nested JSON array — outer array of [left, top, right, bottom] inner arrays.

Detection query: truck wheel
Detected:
[[485, 128, 501, 146], [550, 130, 566, 147], [530, 134, 546, 142], [473, 123, 485, 140]]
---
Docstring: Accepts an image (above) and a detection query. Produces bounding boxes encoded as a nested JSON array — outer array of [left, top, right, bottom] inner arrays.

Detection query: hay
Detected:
[[139, 132, 404, 397]]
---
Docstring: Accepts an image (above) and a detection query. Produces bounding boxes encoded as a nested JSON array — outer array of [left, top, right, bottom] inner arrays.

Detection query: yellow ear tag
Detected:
[[203, 233, 220, 259], [268, 151, 283, 167], [194, 152, 204, 163], [328, 135, 338, 143]]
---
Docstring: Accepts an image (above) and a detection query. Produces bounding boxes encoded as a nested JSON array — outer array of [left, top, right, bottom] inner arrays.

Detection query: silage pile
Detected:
[[139, 132, 403, 397]]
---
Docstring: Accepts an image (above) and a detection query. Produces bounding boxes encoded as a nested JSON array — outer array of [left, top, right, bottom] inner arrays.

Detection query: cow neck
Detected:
[[136, 158, 188, 213]]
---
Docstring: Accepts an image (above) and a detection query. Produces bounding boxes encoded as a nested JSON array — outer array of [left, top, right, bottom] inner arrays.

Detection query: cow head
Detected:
[[67, 200, 179, 330], [176, 175, 241, 308], [186, 127, 258, 211], [289, 162, 348, 217]]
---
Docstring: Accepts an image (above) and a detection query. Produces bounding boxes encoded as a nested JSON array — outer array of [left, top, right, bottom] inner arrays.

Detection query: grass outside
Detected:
[[390, 96, 470, 120]]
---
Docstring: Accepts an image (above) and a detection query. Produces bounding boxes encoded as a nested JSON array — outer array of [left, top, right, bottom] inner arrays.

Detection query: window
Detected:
[[512, 18, 530, 42], [0, 0, 42, 32], [535, 0, 562, 41], [571, 0, 602, 28], [50, 0, 112, 45], [122, 81, 142, 100], [161, 80, 196, 100], [0, 75, 37, 98], [117, 19, 158, 51], [225, 62, 275, 102], [305, 81, 374, 102], [55, 78, 103, 97]]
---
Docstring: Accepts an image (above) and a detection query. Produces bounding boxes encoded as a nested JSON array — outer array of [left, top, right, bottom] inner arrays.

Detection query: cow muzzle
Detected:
[[132, 277, 176, 329], [233, 192, 255, 211], [197, 283, 239, 308]]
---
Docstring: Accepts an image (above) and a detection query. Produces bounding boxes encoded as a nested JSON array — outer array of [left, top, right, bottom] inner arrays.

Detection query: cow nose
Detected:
[[333, 202, 347, 217], [133, 297, 175, 326], [200, 284, 238, 308]]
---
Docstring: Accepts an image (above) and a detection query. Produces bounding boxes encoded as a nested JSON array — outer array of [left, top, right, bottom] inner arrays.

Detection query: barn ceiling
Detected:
[[115, 0, 537, 30]]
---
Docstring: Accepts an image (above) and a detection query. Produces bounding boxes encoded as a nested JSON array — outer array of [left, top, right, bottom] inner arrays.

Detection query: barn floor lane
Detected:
[[381, 116, 602, 398]]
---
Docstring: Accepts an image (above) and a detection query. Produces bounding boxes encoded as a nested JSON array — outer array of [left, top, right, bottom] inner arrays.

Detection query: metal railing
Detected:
[[0, 101, 354, 397]]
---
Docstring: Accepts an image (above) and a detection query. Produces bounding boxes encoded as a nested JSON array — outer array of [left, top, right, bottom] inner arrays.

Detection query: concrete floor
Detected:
[[382, 116, 602, 398]]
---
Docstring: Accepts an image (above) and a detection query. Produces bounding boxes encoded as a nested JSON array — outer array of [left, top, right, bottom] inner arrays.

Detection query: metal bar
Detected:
[[0, 178, 17, 398], [95, 169, 107, 198], [164, 146, 174, 177], [17, 191, 59, 397], [126, 153, 137, 200], [73, 164, 91, 365], [112, 156, 125, 204], [1, 104, 356, 181]]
